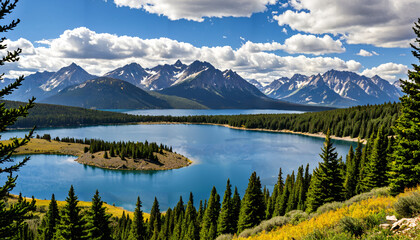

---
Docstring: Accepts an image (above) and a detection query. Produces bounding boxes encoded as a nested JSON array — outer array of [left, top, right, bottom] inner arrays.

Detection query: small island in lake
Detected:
[[7, 136, 192, 171]]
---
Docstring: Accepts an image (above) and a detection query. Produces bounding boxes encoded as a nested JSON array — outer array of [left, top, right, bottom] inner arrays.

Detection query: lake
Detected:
[[103, 109, 304, 116], [3, 124, 355, 212]]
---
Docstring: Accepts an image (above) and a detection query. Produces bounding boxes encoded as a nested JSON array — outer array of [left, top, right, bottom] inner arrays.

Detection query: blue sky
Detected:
[[2, 0, 418, 83]]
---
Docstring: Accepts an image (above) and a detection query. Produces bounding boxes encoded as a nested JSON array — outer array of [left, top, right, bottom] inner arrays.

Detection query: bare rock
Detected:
[[386, 215, 398, 224], [379, 223, 391, 229]]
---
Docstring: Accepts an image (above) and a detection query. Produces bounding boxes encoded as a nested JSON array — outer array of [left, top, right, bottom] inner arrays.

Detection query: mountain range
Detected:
[[261, 70, 402, 107], [2, 60, 401, 109]]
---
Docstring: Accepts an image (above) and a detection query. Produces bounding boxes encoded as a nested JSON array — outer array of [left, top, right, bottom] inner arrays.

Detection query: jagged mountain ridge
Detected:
[[4, 63, 97, 101], [263, 70, 402, 107]]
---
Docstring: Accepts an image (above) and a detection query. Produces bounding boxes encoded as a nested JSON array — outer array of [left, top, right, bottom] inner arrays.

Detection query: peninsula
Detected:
[[7, 137, 191, 170]]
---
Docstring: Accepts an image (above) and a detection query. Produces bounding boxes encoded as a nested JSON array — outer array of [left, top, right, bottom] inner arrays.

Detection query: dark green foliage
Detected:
[[148, 197, 161, 239], [85, 190, 112, 240], [339, 216, 364, 237], [7, 99, 400, 140], [389, 18, 420, 195], [361, 127, 389, 191], [268, 168, 284, 218], [230, 187, 241, 234], [217, 179, 233, 235], [183, 192, 198, 240], [0, 0, 36, 237], [394, 192, 420, 218], [38, 194, 60, 240], [112, 211, 132, 240], [344, 146, 357, 199], [237, 172, 265, 233], [55, 185, 87, 240], [306, 130, 344, 212], [44, 134, 172, 162], [200, 186, 220, 240], [129, 197, 147, 240], [158, 208, 171, 240]]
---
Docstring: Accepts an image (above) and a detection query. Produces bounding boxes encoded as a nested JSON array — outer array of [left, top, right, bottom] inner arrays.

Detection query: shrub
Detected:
[[362, 211, 386, 229], [238, 216, 289, 238], [345, 187, 390, 206], [394, 192, 420, 218], [339, 216, 364, 237], [215, 234, 233, 240], [285, 210, 309, 225], [314, 201, 343, 216]]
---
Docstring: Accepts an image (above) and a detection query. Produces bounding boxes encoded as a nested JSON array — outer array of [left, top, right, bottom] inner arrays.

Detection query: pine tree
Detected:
[[158, 208, 172, 240], [362, 127, 389, 191], [38, 194, 60, 240], [183, 193, 198, 240], [217, 179, 233, 235], [200, 186, 219, 240], [104, 151, 109, 159], [390, 18, 420, 195], [237, 172, 265, 233], [306, 130, 344, 212], [344, 146, 357, 199], [230, 187, 241, 234], [0, 0, 36, 238], [275, 174, 291, 216], [55, 185, 87, 240], [149, 197, 161, 238], [267, 168, 284, 218], [129, 196, 147, 240], [85, 190, 112, 240], [356, 133, 375, 193]]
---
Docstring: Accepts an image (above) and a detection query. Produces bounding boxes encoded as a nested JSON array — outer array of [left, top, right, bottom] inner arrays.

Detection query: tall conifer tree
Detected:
[[38, 194, 60, 240], [230, 187, 241, 234], [237, 172, 265, 233], [55, 185, 86, 240], [200, 186, 219, 240], [129, 197, 147, 240], [306, 130, 344, 212], [85, 190, 112, 240], [390, 18, 420, 195], [217, 179, 233, 235], [362, 127, 389, 190]]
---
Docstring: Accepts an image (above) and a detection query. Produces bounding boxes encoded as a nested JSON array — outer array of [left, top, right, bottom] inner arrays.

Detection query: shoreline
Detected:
[[135, 122, 367, 144]]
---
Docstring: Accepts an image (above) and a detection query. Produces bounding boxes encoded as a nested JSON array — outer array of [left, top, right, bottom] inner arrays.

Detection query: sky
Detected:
[[2, 0, 418, 84]]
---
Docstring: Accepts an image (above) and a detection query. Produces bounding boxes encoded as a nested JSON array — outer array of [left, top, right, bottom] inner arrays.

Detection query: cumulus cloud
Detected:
[[6, 27, 363, 82], [273, 0, 419, 47], [357, 49, 379, 57], [113, 0, 277, 22], [282, 34, 345, 55], [361, 62, 408, 81]]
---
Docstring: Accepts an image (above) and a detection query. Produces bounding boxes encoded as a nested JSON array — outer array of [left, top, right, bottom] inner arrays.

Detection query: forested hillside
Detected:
[[6, 99, 400, 140]]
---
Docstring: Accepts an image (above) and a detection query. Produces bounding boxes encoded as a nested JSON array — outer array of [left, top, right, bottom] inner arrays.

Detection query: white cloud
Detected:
[[282, 34, 345, 55], [282, 28, 287, 34], [4, 70, 36, 79], [239, 34, 344, 55], [361, 62, 408, 80], [6, 27, 362, 82], [113, 0, 277, 22], [357, 49, 380, 57], [273, 0, 419, 47]]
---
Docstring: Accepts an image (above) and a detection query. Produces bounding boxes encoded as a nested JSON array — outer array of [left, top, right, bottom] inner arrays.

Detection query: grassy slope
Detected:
[[237, 187, 420, 240], [7, 194, 143, 220]]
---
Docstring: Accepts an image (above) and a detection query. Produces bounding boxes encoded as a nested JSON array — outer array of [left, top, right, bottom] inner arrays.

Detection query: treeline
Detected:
[[3, 100, 142, 129], [131, 102, 400, 139], [35, 134, 172, 162], [8, 100, 399, 140], [20, 128, 403, 240]]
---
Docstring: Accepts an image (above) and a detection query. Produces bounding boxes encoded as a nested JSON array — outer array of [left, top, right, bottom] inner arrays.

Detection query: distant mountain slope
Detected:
[[42, 77, 206, 109], [263, 70, 402, 107], [4, 63, 97, 101]]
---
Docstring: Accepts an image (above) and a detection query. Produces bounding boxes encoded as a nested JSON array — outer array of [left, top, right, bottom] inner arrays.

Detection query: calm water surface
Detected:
[[103, 109, 304, 116], [4, 124, 355, 212]]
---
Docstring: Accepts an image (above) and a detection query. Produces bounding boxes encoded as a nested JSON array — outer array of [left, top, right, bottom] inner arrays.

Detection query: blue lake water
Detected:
[[4, 124, 355, 212], [103, 109, 304, 116]]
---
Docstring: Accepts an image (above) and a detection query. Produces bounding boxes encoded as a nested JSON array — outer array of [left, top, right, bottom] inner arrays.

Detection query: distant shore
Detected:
[[135, 122, 367, 144], [6, 138, 192, 171]]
